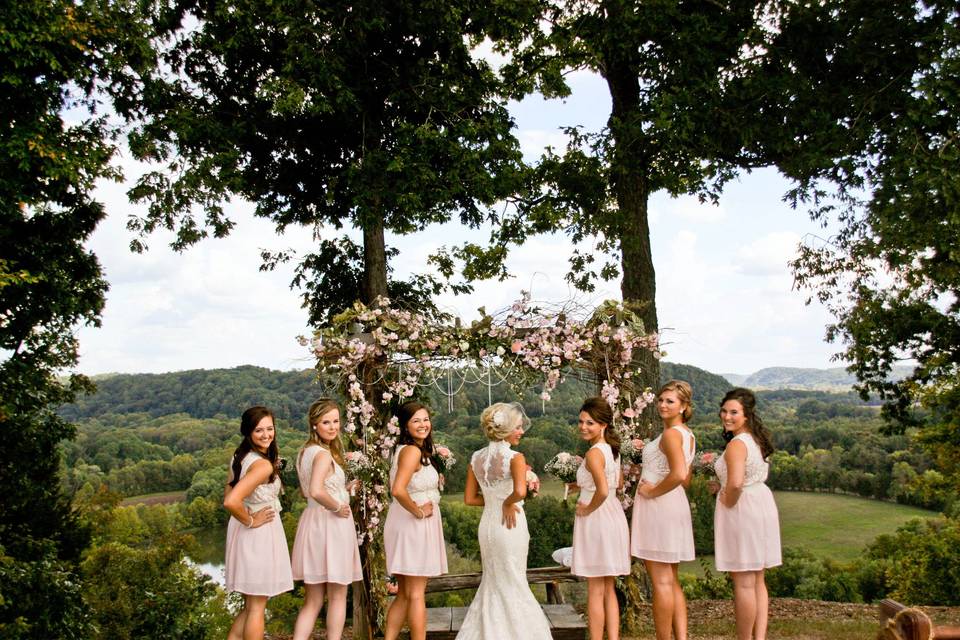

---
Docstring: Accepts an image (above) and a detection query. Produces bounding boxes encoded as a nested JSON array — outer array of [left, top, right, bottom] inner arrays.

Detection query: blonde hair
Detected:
[[302, 398, 345, 467], [658, 380, 694, 422], [480, 402, 530, 441]]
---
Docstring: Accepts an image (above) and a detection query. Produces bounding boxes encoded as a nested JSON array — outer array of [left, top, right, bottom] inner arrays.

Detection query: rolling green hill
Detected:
[[62, 361, 732, 425]]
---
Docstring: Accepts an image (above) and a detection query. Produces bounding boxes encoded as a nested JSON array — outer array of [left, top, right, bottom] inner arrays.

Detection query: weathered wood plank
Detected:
[[426, 566, 581, 593], [880, 598, 904, 625], [426, 604, 584, 640], [878, 598, 960, 640], [542, 604, 586, 629], [545, 582, 566, 604], [426, 607, 453, 632], [450, 606, 468, 631]]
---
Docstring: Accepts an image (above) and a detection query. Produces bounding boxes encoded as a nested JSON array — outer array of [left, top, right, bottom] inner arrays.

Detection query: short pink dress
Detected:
[[291, 445, 363, 584], [714, 433, 782, 572], [224, 452, 294, 596], [630, 425, 696, 563], [571, 443, 631, 577], [383, 444, 448, 576]]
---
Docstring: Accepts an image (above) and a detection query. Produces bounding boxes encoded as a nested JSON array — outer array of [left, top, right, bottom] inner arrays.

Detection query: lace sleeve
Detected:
[[471, 443, 514, 487]]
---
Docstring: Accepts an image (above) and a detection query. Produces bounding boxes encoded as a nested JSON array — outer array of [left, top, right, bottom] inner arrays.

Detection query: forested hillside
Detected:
[[59, 362, 953, 514], [62, 362, 733, 425]]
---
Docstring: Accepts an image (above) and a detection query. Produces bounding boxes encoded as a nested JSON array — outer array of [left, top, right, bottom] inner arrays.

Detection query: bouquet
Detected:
[[432, 444, 456, 492], [693, 450, 718, 476], [525, 465, 541, 497], [620, 437, 646, 464], [345, 450, 374, 476], [432, 444, 457, 474], [344, 450, 376, 497], [544, 451, 583, 499]]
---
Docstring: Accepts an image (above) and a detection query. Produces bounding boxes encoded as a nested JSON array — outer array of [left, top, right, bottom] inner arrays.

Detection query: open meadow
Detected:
[[446, 479, 936, 561]]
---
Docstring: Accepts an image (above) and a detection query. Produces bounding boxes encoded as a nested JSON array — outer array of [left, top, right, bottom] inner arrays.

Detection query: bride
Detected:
[[456, 402, 553, 640]]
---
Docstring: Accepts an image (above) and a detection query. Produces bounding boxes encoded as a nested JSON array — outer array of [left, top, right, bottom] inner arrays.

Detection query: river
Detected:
[[188, 526, 227, 587]]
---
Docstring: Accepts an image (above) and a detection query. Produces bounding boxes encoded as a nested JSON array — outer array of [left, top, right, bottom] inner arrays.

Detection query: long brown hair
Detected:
[[395, 401, 434, 466], [302, 398, 345, 468], [580, 396, 620, 460], [719, 388, 775, 459], [229, 405, 279, 487]]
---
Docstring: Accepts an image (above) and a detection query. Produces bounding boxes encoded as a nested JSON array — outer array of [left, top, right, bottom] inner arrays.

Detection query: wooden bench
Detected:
[[426, 604, 584, 640], [878, 598, 960, 640], [424, 566, 586, 640]]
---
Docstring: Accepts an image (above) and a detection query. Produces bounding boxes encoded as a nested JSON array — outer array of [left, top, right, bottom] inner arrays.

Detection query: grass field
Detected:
[[446, 481, 937, 570], [774, 491, 935, 561], [119, 490, 186, 506]]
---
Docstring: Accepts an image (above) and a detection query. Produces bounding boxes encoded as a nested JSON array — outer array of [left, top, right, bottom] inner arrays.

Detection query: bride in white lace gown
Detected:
[[456, 403, 553, 640]]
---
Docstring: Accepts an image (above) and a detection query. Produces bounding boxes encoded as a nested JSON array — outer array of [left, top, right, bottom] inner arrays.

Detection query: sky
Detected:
[[76, 70, 842, 378]]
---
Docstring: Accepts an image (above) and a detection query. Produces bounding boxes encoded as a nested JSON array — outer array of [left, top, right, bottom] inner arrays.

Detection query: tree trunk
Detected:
[[603, 10, 660, 628], [604, 49, 661, 435], [361, 215, 388, 305]]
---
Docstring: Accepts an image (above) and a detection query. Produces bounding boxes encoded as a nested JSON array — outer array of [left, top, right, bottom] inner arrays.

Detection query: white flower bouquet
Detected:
[[544, 451, 583, 499]]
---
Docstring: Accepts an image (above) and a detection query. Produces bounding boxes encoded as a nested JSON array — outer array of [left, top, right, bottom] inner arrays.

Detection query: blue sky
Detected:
[[76, 69, 840, 377]]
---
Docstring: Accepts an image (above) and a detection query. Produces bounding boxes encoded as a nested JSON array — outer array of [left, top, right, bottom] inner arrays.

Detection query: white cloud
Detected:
[[517, 129, 571, 160], [734, 231, 802, 277], [652, 194, 726, 224]]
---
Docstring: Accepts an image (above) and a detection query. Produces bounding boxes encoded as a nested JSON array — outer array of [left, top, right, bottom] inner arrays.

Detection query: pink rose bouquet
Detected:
[[431, 444, 457, 474], [620, 437, 646, 464], [693, 450, 718, 476], [525, 465, 541, 497]]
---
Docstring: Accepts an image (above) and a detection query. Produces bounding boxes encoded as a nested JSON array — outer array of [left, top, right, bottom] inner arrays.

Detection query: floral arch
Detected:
[[305, 293, 660, 634]]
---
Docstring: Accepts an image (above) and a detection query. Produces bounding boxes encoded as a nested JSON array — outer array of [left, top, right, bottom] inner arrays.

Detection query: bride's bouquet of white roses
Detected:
[[544, 451, 583, 499]]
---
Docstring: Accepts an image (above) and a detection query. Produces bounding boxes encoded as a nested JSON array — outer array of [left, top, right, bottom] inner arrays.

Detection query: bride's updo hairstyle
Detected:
[[480, 402, 530, 441]]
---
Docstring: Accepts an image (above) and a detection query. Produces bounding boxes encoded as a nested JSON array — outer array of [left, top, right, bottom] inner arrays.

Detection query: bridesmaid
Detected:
[[630, 380, 696, 640], [712, 388, 781, 640], [383, 401, 448, 640], [291, 399, 362, 640], [223, 405, 294, 640], [570, 397, 631, 640]]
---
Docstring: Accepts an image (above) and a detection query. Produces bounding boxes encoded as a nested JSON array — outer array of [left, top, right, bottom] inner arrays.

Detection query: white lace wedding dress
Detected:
[[455, 440, 552, 640]]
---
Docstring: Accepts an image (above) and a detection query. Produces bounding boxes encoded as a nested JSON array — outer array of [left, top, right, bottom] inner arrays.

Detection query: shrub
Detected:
[[81, 537, 228, 639], [687, 475, 715, 554], [441, 501, 482, 560], [524, 497, 575, 568], [679, 559, 731, 600], [0, 545, 90, 639], [766, 547, 862, 602], [865, 515, 960, 605]]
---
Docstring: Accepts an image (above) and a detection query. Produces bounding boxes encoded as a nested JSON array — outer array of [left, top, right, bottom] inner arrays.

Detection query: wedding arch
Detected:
[[305, 293, 661, 636]]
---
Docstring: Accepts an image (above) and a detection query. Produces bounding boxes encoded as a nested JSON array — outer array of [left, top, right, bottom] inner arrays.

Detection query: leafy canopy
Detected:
[[789, 3, 960, 484], [114, 0, 532, 322]]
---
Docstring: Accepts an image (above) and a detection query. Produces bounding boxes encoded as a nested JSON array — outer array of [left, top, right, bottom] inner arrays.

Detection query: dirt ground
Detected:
[[268, 597, 960, 639]]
